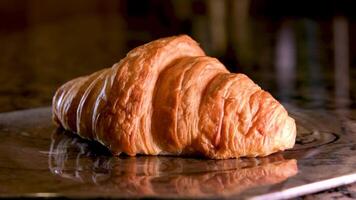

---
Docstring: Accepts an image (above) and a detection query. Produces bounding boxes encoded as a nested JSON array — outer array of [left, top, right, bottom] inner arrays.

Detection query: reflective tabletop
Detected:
[[0, 106, 355, 199]]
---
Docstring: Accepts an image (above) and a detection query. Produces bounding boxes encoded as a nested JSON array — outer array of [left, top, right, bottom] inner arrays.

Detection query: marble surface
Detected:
[[0, 106, 355, 199]]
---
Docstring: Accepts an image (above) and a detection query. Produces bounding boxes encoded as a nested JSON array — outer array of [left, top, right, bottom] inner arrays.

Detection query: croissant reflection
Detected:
[[49, 130, 298, 197]]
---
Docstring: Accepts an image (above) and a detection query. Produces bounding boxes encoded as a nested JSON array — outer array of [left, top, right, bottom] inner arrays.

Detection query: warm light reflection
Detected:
[[275, 21, 296, 100], [48, 130, 298, 197], [333, 16, 350, 113]]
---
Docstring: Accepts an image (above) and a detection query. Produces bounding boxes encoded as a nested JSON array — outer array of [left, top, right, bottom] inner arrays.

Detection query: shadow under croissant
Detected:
[[48, 128, 298, 197]]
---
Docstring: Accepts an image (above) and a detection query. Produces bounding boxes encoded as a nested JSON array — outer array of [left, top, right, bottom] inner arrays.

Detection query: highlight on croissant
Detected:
[[52, 35, 296, 159]]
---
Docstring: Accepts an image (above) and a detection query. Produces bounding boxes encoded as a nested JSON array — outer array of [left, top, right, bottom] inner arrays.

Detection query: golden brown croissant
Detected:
[[52, 35, 296, 159]]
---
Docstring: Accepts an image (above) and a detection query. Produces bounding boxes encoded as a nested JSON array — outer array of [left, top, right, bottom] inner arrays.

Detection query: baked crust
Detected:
[[52, 35, 296, 159]]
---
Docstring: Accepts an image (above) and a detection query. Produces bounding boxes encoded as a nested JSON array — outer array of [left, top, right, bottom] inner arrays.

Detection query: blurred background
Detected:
[[0, 0, 355, 112]]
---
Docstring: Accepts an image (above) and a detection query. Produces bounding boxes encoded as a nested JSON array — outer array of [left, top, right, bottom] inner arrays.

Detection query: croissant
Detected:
[[52, 35, 296, 159]]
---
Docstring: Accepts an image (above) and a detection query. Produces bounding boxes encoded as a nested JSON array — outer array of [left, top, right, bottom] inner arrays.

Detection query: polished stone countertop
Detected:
[[0, 106, 355, 199]]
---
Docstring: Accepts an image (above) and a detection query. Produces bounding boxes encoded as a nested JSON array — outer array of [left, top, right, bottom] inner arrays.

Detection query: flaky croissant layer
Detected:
[[53, 35, 296, 159]]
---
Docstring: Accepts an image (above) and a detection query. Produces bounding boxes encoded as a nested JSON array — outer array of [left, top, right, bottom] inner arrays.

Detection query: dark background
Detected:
[[0, 0, 355, 112]]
